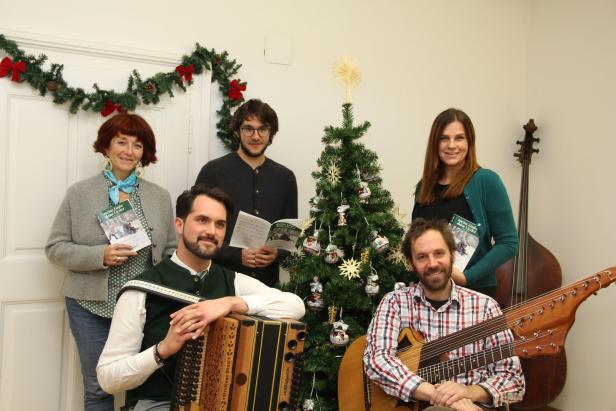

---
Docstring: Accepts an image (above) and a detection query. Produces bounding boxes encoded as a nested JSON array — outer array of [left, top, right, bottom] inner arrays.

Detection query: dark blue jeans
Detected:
[[65, 298, 114, 411]]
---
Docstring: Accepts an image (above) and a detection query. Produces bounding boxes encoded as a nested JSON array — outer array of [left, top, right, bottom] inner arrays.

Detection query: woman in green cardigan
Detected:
[[411, 108, 518, 299]]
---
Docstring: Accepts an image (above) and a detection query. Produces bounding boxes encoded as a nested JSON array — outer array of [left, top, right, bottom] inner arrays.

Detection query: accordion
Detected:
[[171, 314, 306, 411]]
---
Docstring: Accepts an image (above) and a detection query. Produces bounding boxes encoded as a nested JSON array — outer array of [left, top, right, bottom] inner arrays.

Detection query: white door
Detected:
[[0, 31, 212, 411]]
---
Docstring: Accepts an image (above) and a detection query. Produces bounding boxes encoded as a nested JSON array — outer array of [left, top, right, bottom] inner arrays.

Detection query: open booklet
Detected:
[[97, 200, 151, 252], [448, 214, 479, 272], [229, 211, 302, 253]]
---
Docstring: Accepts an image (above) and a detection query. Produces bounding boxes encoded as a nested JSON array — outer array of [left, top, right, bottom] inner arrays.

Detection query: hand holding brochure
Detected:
[[229, 211, 301, 253], [448, 214, 479, 272], [97, 200, 151, 252]]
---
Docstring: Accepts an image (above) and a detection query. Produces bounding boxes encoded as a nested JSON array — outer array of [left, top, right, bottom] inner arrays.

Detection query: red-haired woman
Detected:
[[46, 113, 176, 411], [411, 108, 517, 299]]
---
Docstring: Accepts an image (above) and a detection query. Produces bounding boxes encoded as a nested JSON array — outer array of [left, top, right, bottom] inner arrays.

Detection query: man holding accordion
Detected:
[[96, 184, 305, 411]]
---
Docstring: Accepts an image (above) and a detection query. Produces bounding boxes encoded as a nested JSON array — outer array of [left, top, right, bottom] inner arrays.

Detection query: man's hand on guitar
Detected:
[[447, 398, 483, 411], [432, 381, 490, 410]]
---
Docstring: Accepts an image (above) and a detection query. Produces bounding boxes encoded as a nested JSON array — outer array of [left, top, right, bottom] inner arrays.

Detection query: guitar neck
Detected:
[[414, 268, 615, 366], [417, 343, 515, 383]]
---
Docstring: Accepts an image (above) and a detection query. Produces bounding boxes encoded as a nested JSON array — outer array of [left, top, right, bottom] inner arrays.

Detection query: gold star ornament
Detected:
[[339, 258, 361, 280]]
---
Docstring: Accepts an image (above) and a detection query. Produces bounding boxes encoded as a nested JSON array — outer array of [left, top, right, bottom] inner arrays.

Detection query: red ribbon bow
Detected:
[[101, 100, 125, 117], [175, 64, 194, 82], [227, 79, 246, 101], [0, 57, 27, 82]]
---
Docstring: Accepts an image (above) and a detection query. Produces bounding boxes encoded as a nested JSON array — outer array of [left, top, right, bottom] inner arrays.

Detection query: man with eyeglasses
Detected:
[[195, 99, 298, 287]]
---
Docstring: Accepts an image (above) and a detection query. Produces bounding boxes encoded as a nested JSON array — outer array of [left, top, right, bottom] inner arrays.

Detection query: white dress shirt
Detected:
[[96, 252, 304, 394]]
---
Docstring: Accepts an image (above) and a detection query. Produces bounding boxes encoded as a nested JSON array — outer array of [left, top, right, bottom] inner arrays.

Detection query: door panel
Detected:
[[0, 32, 211, 411]]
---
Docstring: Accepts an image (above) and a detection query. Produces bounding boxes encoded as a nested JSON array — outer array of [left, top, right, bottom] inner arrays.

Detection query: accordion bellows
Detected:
[[171, 314, 306, 411]]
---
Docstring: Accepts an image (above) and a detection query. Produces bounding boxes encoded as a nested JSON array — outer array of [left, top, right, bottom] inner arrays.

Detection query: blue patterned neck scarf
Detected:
[[104, 170, 138, 205]]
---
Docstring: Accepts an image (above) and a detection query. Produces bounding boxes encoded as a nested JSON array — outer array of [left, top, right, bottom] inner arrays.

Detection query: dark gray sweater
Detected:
[[195, 152, 298, 286]]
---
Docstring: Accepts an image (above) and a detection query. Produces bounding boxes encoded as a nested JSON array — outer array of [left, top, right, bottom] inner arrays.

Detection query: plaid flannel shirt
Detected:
[[363, 281, 525, 407]]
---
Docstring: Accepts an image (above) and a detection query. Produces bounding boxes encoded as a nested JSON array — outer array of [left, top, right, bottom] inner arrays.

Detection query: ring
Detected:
[[116, 256, 120, 261]]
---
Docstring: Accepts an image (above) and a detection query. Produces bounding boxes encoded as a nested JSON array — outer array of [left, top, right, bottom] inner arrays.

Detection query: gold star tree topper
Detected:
[[333, 56, 361, 104]]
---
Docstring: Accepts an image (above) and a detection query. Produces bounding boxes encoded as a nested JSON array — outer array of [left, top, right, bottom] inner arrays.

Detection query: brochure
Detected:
[[449, 214, 479, 272], [229, 211, 302, 253], [97, 200, 151, 252]]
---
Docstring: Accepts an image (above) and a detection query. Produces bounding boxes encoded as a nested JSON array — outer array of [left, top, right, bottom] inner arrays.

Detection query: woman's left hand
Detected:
[[103, 243, 137, 266]]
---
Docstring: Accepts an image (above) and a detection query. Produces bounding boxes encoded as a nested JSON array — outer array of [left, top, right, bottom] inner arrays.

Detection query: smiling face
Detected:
[[176, 195, 228, 261], [410, 229, 454, 300], [105, 133, 144, 179], [438, 120, 469, 174]]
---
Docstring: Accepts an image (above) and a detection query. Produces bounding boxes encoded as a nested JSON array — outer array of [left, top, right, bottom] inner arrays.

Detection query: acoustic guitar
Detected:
[[337, 267, 615, 411]]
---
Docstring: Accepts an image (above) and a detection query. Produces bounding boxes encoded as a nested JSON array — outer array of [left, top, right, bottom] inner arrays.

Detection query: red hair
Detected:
[[93, 113, 157, 166]]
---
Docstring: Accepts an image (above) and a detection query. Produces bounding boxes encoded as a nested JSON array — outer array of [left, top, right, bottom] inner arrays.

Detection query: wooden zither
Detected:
[[120, 280, 306, 411], [170, 314, 306, 411]]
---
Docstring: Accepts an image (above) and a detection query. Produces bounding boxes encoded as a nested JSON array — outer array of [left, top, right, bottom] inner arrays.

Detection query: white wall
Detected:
[[526, 0, 616, 409], [1, 0, 613, 409], [0, 0, 530, 214]]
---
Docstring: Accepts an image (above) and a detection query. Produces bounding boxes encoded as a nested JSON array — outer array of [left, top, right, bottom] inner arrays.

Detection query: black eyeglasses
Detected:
[[240, 126, 271, 137]]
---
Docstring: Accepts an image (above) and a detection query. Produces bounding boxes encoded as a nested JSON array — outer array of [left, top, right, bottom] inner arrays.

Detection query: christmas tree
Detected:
[[283, 58, 412, 410]]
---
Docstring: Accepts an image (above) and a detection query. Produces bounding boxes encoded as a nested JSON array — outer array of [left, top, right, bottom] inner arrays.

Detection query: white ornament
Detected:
[[330, 319, 350, 347], [361, 170, 378, 182], [394, 282, 407, 291], [370, 233, 390, 253], [310, 276, 323, 294], [306, 276, 325, 311], [302, 231, 321, 255], [310, 194, 322, 213], [324, 244, 344, 264], [357, 181, 371, 203], [337, 204, 350, 226], [365, 272, 380, 296], [303, 399, 315, 410], [306, 294, 324, 311]]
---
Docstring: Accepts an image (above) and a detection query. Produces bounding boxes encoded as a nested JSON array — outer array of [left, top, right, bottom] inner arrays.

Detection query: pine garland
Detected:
[[0, 33, 245, 150]]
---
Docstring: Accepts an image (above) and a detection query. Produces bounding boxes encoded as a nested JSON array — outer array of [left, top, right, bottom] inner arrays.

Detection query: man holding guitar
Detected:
[[363, 219, 525, 411]]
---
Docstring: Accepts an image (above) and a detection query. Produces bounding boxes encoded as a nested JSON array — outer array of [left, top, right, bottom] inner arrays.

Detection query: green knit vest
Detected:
[[125, 257, 236, 408]]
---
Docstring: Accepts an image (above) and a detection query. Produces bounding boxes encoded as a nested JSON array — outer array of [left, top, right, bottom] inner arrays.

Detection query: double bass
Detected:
[[495, 119, 566, 410]]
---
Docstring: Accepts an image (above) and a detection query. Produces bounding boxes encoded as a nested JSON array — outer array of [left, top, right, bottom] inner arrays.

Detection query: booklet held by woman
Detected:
[[449, 214, 479, 272], [97, 200, 151, 251], [229, 211, 302, 253]]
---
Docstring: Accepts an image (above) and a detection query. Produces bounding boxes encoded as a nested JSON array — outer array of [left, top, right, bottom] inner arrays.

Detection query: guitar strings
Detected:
[[342, 269, 613, 377], [365, 332, 555, 408], [350, 269, 613, 409], [396, 269, 612, 363]]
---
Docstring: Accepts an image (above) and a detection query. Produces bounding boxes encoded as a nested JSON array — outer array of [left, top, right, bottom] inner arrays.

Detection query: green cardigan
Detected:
[[413, 168, 518, 288]]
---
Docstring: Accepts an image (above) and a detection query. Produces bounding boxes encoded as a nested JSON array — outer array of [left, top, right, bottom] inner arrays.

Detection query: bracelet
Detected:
[[153, 342, 165, 366]]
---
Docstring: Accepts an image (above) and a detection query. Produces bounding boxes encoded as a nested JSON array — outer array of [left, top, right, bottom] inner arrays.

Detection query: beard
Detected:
[[239, 139, 268, 158], [183, 234, 219, 260], [418, 263, 453, 293]]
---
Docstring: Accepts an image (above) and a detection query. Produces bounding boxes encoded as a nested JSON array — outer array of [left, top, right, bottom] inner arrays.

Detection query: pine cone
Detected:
[[46, 81, 58, 92], [144, 82, 157, 94]]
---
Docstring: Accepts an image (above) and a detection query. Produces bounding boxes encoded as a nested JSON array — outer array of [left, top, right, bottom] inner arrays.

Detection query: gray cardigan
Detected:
[[46, 174, 177, 301]]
